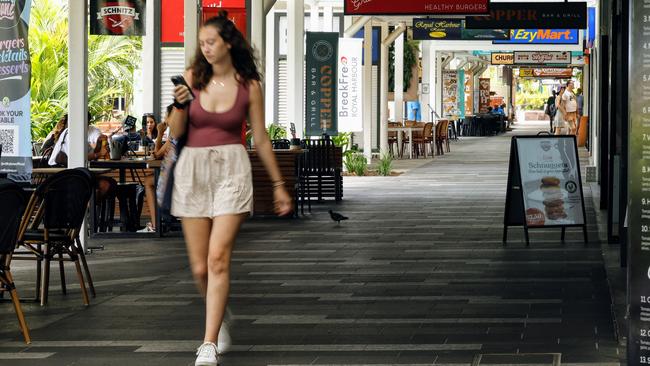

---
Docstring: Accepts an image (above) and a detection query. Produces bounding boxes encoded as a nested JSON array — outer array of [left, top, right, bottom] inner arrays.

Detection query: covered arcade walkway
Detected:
[[0, 122, 621, 365]]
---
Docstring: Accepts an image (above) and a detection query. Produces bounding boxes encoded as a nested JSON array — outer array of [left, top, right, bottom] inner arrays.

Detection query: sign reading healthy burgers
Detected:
[[627, 0, 650, 362], [305, 32, 338, 136], [503, 136, 587, 246], [0, 0, 32, 182]]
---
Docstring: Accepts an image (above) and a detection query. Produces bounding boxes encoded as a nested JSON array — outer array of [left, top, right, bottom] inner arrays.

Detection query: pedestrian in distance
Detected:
[[553, 86, 567, 136], [559, 81, 578, 136], [167, 11, 293, 366], [545, 90, 557, 133]]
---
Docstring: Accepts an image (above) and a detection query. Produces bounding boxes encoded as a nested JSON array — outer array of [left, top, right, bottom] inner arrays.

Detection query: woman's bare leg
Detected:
[[182, 218, 213, 296], [204, 213, 248, 343]]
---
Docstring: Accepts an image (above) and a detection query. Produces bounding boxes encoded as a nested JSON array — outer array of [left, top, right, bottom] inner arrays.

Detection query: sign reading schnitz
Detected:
[[91, 0, 146, 36], [344, 0, 489, 15]]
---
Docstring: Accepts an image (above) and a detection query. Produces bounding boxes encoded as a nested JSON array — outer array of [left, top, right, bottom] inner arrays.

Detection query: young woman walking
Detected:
[[168, 12, 293, 366]]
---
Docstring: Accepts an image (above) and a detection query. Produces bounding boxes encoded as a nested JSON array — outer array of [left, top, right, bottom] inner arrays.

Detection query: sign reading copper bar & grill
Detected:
[[305, 32, 338, 136], [344, 0, 489, 15], [627, 0, 650, 363], [465, 2, 587, 29], [514, 51, 571, 65], [503, 136, 587, 246], [91, 0, 146, 36]]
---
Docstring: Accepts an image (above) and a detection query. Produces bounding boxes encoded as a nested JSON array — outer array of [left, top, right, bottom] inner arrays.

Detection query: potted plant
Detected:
[[289, 123, 301, 150]]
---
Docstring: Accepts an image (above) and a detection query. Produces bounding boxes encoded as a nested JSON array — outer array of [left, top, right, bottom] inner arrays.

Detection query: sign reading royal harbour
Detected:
[[345, 0, 489, 15], [91, 0, 146, 36], [514, 51, 571, 65], [305, 32, 338, 136], [0, 0, 31, 182], [412, 19, 509, 41]]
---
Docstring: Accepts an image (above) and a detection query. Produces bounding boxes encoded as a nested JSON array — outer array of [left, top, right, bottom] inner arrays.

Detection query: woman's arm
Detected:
[[168, 70, 193, 139], [248, 80, 293, 216], [153, 140, 171, 160]]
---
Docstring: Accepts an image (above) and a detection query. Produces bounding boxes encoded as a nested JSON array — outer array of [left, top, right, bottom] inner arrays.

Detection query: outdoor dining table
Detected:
[[89, 158, 164, 237], [387, 126, 416, 159]]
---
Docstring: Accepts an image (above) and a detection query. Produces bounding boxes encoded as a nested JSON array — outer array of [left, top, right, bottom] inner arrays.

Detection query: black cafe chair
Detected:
[[14, 168, 96, 306], [0, 179, 31, 343]]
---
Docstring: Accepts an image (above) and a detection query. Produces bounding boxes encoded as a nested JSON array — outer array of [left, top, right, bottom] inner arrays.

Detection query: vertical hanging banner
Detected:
[[305, 32, 338, 136], [628, 0, 650, 363], [337, 38, 363, 133], [91, 0, 146, 36], [0, 0, 32, 182], [478, 78, 491, 113]]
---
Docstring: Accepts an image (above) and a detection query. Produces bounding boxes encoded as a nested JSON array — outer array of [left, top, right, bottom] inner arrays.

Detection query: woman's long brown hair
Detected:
[[189, 11, 261, 91]]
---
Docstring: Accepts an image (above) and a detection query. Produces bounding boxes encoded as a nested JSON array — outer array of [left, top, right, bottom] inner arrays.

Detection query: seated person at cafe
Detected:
[[48, 112, 107, 166], [42, 114, 68, 152], [110, 115, 142, 156], [492, 104, 504, 115], [138, 105, 174, 233], [141, 113, 157, 146]]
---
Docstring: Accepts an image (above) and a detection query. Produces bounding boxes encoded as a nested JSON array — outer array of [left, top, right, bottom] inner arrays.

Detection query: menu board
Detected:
[[628, 0, 650, 363], [442, 71, 458, 115], [516, 137, 584, 227]]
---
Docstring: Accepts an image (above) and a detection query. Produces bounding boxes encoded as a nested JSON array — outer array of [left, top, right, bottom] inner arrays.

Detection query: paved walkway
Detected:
[[0, 121, 623, 365]]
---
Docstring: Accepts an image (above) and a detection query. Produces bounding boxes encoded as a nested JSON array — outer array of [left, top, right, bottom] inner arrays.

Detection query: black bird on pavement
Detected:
[[329, 210, 348, 224]]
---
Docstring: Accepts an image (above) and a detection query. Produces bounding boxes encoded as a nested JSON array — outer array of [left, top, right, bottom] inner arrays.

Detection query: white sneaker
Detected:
[[195, 342, 218, 366], [137, 223, 155, 233], [217, 321, 231, 354]]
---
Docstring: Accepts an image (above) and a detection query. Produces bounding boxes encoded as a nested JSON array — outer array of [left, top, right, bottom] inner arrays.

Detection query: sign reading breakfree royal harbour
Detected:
[[337, 38, 363, 133], [91, 0, 146, 36], [466, 2, 587, 29], [344, 0, 489, 15], [0, 0, 32, 182], [412, 19, 509, 41], [305, 32, 338, 136]]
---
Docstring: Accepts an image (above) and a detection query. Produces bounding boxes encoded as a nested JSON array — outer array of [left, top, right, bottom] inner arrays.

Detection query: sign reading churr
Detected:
[[491, 53, 514, 65], [344, 0, 489, 15]]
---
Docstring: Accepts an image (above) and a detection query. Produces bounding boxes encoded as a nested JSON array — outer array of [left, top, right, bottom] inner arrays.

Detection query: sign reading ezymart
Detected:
[[494, 29, 579, 45], [344, 0, 489, 15]]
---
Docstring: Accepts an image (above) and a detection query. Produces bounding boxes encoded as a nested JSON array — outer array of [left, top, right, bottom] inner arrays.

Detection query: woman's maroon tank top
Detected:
[[186, 82, 249, 147]]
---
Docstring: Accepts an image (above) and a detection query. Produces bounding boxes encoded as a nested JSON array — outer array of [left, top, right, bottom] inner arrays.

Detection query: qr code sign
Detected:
[[0, 125, 18, 156]]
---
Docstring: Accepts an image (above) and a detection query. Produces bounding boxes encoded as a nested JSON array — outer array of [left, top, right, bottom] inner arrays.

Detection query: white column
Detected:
[[429, 47, 437, 119], [68, 2, 87, 170], [323, 4, 333, 32], [435, 53, 443, 113], [420, 42, 431, 122], [141, 0, 155, 114], [379, 23, 389, 155], [394, 33, 404, 123], [309, 1, 320, 31], [287, 0, 305, 137], [250, 0, 265, 61], [264, 9, 276, 126], [184, 0, 199, 67], [68, 0, 88, 247], [362, 23, 373, 161]]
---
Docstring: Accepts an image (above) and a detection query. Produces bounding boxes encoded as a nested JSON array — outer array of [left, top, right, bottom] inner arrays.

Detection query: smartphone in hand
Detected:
[[171, 75, 195, 102]]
